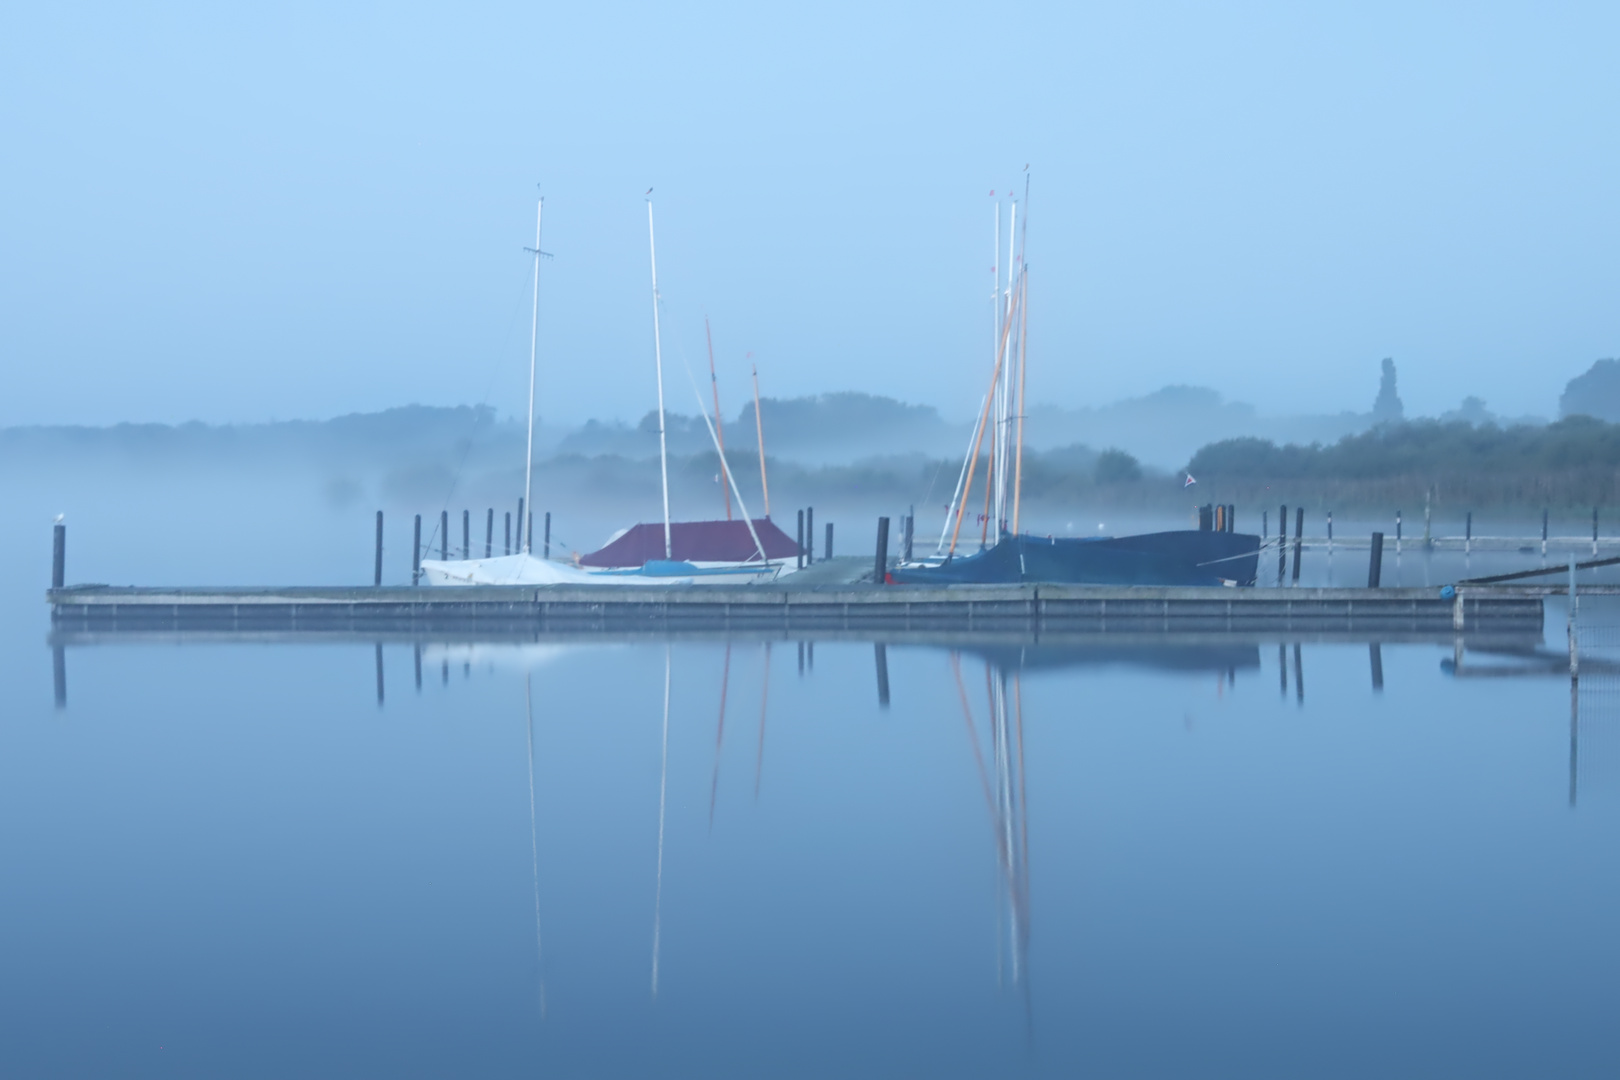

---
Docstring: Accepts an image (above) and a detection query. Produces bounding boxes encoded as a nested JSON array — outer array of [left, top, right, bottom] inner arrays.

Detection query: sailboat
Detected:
[[576, 198, 798, 584], [891, 179, 1262, 587], [422, 198, 681, 588]]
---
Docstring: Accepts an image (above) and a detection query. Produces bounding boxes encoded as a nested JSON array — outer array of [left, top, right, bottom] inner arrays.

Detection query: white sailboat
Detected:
[[422, 197, 685, 588], [577, 197, 794, 583]]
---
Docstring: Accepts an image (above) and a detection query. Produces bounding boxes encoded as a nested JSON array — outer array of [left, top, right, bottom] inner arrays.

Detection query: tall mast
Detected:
[[523, 196, 543, 553], [751, 362, 771, 518], [706, 317, 732, 520], [1012, 268, 1030, 535], [647, 198, 673, 560]]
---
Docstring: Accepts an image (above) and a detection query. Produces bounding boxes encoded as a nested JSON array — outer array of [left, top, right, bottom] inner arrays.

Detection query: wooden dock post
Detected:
[[413, 642, 422, 690], [544, 512, 551, 559], [1369, 643, 1384, 691], [1327, 510, 1334, 555], [485, 509, 493, 558], [375, 643, 384, 706], [1594, 507, 1600, 557], [1542, 508, 1549, 557], [903, 510, 914, 561], [462, 510, 470, 560], [1465, 511, 1473, 556], [374, 511, 383, 586], [440, 511, 449, 560], [505, 512, 512, 555], [1262, 509, 1268, 540], [806, 507, 814, 566], [1396, 510, 1402, 556], [1292, 507, 1304, 583], [1368, 531, 1384, 587], [1293, 643, 1304, 704], [1569, 556, 1579, 681], [825, 522, 834, 560], [412, 515, 422, 585], [517, 498, 525, 551], [1277, 505, 1287, 585], [874, 643, 891, 709], [53, 644, 66, 710], [528, 512, 533, 555], [874, 516, 891, 585], [796, 510, 805, 570], [52, 522, 65, 590]]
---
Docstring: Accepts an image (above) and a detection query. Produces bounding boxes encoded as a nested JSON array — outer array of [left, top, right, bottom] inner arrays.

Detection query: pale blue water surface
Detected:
[[2, 474, 1617, 1077]]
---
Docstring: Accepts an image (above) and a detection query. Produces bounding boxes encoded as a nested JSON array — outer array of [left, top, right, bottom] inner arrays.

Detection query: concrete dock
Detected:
[[47, 582, 1545, 634]]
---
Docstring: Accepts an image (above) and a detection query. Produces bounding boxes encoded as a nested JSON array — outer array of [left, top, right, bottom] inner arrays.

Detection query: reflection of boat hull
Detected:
[[589, 559, 786, 585], [892, 532, 1262, 587]]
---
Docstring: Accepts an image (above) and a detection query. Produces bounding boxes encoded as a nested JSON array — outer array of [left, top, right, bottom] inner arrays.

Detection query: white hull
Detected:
[[420, 554, 680, 587]]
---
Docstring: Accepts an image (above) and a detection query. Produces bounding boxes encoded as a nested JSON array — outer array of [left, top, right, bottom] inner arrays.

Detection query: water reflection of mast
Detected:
[[651, 645, 671, 997], [524, 673, 547, 1017], [950, 653, 1031, 993], [754, 642, 772, 800], [709, 643, 732, 826]]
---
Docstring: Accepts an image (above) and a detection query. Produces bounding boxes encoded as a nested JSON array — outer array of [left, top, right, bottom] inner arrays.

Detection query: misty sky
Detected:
[[3, 2, 1617, 429]]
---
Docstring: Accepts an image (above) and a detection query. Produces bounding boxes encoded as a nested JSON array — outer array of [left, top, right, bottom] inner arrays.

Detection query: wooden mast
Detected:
[[706, 318, 732, 520], [751, 361, 771, 518]]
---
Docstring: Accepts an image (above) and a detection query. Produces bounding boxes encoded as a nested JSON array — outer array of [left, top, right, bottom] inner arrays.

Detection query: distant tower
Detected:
[[1372, 358, 1404, 424]]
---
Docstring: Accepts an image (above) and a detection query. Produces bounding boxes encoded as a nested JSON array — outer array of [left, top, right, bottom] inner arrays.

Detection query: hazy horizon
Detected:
[[5, 3, 1617, 430]]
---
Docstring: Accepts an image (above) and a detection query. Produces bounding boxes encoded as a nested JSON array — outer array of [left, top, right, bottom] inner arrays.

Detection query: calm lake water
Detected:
[[3, 474, 1618, 1077]]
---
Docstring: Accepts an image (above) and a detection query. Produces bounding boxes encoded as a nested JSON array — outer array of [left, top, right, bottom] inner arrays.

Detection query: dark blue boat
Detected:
[[890, 530, 1262, 587]]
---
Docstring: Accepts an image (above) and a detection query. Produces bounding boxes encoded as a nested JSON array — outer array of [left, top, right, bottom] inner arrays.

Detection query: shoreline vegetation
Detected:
[[12, 357, 1620, 518]]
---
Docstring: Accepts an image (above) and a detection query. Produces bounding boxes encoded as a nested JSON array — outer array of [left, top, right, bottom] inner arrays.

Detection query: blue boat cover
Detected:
[[890, 531, 1262, 587]]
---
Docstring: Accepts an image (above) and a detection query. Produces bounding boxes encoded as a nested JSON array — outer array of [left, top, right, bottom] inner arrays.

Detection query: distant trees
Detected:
[[1184, 416, 1620, 507], [1093, 448, 1143, 484], [1560, 359, 1620, 422]]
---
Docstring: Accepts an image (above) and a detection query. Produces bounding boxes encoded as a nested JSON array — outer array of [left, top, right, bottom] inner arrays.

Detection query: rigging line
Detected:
[[425, 238, 546, 554], [662, 296, 770, 564], [948, 296, 1019, 556]]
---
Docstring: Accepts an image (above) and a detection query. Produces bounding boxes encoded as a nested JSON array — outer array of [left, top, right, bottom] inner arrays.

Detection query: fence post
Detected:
[[1367, 532, 1384, 588], [874, 516, 891, 585]]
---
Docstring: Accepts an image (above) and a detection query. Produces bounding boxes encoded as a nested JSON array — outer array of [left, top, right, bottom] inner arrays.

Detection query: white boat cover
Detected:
[[419, 554, 686, 587]]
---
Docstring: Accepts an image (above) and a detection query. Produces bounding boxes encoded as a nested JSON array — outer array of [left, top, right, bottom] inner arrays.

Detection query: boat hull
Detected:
[[891, 531, 1262, 587]]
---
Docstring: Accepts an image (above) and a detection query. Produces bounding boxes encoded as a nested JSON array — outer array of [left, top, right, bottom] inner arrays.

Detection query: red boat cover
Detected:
[[580, 519, 801, 567]]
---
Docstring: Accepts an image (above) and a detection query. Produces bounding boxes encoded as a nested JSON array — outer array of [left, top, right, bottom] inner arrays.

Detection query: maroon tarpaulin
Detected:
[[580, 519, 800, 567]]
